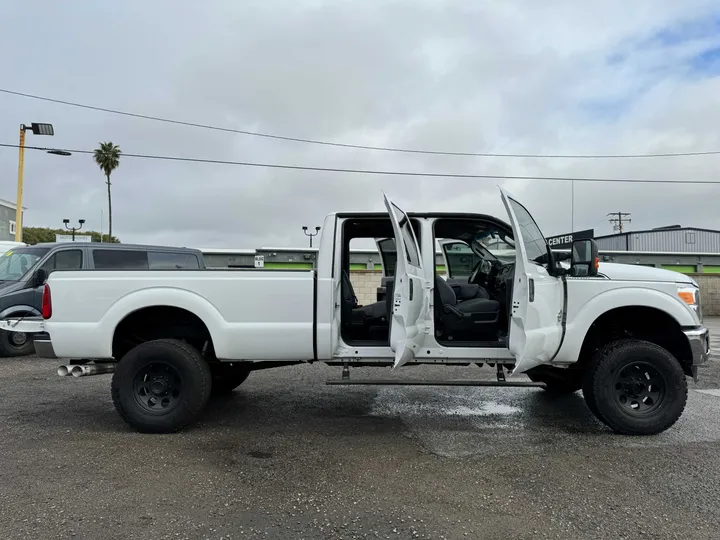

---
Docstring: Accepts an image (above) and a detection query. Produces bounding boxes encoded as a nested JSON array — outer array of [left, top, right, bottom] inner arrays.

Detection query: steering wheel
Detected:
[[468, 260, 488, 286]]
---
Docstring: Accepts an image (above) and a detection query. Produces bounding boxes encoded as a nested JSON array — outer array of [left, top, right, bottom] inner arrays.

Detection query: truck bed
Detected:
[[44, 269, 317, 361]]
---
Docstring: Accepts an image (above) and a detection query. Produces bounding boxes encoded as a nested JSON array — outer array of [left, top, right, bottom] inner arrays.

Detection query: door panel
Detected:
[[499, 188, 564, 375], [438, 239, 479, 280], [383, 194, 431, 369]]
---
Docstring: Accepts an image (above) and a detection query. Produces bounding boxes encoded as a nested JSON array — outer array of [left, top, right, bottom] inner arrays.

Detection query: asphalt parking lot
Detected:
[[1, 327, 720, 540]]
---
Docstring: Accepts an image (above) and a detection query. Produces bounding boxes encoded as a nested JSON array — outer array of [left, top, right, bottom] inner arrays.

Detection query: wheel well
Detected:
[[578, 306, 693, 376], [2, 309, 39, 319], [112, 306, 213, 361]]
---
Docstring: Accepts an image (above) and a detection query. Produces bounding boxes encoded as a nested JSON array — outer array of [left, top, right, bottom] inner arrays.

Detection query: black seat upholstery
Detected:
[[434, 276, 499, 341], [455, 297, 500, 313], [342, 270, 388, 341], [445, 279, 491, 301]]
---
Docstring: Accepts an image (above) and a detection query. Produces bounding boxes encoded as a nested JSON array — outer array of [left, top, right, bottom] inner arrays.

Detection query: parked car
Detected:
[[0, 242, 204, 356]]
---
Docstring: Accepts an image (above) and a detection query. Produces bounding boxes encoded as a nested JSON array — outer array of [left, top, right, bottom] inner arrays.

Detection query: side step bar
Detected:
[[326, 379, 545, 388]]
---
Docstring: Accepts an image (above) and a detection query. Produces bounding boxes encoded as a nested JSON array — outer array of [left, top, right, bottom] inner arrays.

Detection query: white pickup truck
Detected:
[[12, 190, 709, 435]]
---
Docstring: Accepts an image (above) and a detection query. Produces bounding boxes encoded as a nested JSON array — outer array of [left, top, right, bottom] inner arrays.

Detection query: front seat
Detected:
[[434, 276, 499, 341]]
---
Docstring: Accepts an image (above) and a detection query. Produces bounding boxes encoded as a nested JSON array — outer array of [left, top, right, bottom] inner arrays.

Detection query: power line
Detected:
[[2, 88, 720, 160], [3, 142, 720, 185]]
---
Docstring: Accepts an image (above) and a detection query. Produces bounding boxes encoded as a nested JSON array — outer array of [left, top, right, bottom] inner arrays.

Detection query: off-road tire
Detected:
[[0, 330, 36, 357], [111, 339, 211, 434], [210, 365, 251, 395], [584, 339, 687, 435], [582, 364, 607, 426]]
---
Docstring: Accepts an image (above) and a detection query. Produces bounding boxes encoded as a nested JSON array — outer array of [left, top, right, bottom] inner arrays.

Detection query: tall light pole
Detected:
[[15, 123, 57, 241], [302, 226, 321, 248], [63, 219, 85, 242]]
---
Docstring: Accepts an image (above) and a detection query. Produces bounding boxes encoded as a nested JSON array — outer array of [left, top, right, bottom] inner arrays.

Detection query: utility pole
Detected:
[[15, 122, 63, 241], [607, 212, 631, 233]]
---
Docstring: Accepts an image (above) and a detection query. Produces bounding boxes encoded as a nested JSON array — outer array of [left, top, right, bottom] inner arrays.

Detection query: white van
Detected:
[[0, 242, 27, 254]]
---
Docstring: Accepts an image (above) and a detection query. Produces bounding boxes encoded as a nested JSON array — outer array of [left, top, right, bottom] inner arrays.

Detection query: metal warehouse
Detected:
[[594, 226, 720, 253]]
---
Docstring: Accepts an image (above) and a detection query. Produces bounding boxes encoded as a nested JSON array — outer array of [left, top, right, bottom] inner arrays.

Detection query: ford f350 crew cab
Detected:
[[7, 189, 708, 435]]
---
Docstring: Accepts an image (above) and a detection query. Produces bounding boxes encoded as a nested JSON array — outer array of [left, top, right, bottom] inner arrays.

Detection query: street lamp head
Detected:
[[315, 226, 321, 233], [62, 219, 70, 225], [79, 219, 86, 225], [29, 123, 54, 136], [47, 149, 71, 156], [302, 226, 308, 231]]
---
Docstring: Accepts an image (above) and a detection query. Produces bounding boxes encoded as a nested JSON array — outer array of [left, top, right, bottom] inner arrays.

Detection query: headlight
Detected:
[[677, 284, 702, 319]]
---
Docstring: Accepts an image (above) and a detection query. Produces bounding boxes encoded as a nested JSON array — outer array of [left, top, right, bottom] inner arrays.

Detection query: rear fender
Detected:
[[100, 288, 226, 358]]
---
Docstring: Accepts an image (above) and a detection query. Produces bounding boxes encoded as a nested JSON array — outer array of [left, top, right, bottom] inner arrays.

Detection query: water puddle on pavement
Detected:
[[369, 387, 521, 419], [366, 386, 720, 458]]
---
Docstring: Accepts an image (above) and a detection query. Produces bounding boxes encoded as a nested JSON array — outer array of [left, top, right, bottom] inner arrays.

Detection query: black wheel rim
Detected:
[[613, 361, 666, 415], [132, 362, 183, 414], [10, 332, 27, 347]]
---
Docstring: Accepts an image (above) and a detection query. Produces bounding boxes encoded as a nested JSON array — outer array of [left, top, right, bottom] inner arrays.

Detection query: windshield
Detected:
[[0, 248, 49, 281], [472, 229, 516, 262]]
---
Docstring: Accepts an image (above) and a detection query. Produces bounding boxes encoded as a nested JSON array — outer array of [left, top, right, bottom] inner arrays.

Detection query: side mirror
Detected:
[[33, 268, 48, 287], [570, 239, 599, 277]]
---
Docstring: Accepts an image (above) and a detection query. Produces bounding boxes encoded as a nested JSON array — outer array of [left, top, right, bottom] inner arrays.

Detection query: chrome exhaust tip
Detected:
[[57, 365, 72, 377], [70, 363, 116, 378]]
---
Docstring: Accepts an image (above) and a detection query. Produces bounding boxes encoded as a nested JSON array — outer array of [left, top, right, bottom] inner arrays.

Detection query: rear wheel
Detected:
[[584, 339, 687, 435], [0, 330, 36, 357], [111, 339, 212, 433]]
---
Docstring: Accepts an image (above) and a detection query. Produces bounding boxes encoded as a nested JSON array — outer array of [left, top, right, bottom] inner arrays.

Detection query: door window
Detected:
[[507, 198, 548, 264], [387, 202, 421, 268], [377, 238, 397, 277], [93, 250, 149, 270], [40, 250, 83, 274], [442, 242, 479, 279], [148, 251, 200, 269]]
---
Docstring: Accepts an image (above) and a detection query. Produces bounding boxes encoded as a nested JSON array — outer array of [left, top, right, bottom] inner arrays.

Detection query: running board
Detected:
[[326, 379, 546, 388]]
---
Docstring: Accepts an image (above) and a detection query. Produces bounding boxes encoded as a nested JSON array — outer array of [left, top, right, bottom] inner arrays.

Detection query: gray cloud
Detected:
[[1, 0, 719, 250]]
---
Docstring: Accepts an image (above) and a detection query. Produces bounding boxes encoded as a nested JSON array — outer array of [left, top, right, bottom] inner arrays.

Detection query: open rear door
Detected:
[[499, 188, 564, 375], [383, 193, 431, 369]]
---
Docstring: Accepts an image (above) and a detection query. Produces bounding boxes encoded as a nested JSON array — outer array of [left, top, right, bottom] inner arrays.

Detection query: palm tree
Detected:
[[93, 142, 121, 242]]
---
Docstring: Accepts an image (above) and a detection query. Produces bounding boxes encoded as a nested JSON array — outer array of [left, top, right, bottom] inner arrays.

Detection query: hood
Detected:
[[0, 280, 25, 293], [598, 262, 696, 285]]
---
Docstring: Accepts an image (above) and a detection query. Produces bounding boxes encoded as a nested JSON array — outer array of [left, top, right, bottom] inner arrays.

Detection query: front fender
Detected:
[[555, 286, 696, 364]]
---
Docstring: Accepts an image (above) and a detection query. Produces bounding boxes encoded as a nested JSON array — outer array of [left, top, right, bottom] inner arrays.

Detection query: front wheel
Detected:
[[0, 330, 36, 357], [111, 339, 212, 433], [584, 339, 688, 435]]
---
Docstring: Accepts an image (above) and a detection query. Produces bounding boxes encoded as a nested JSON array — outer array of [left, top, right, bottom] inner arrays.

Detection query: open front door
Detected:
[[499, 188, 564, 375], [383, 194, 431, 369]]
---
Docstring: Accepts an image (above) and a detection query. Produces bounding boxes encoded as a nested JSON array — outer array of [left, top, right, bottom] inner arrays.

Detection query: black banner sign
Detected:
[[546, 229, 594, 250]]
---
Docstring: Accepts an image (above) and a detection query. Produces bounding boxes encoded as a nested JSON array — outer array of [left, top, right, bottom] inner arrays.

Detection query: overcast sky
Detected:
[[1, 1, 719, 249]]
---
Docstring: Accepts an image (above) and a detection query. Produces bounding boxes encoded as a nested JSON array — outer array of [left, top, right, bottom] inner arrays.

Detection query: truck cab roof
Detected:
[[329, 211, 507, 221]]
